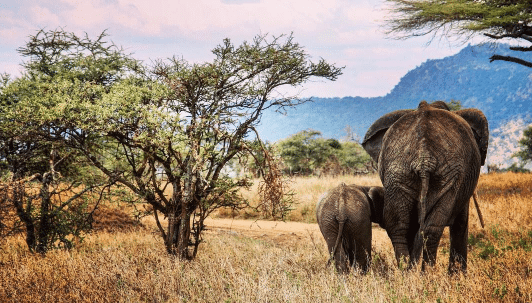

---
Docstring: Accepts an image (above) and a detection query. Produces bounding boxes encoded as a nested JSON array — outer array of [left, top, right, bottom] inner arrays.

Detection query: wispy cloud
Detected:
[[0, 0, 472, 97]]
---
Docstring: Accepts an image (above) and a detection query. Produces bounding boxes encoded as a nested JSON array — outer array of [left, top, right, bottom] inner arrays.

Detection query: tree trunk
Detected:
[[165, 209, 178, 255], [164, 205, 192, 259], [11, 181, 37, 252], [36, 172, 53, 254], [177, 210, 191, 259]]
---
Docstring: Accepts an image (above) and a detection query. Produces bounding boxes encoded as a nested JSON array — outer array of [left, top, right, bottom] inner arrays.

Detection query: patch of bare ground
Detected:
[[207, 218, 394, 253]]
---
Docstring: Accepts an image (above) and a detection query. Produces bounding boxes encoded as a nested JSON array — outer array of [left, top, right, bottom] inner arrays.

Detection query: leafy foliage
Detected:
[[0, 29, 133, 253], [446, 99, 462, 111], [276, 130, 371, 176], [385, 0, 532, 67], [514, 126, 532, 165]]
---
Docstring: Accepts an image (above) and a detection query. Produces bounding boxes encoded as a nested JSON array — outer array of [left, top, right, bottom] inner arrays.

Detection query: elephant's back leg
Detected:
[[445, 156, 478, 273], [414, 173, 464, 270], [448, 197, 470, 273], [382, 174, 419, 266], [344, 215, 372, 272], [317, 208, 349, 272]]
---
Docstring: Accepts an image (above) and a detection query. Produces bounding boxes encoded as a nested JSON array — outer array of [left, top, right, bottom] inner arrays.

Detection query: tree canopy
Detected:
[[515, 126, 532, 164], [385, 0, 532, 67], [276, 130, 372, 176], [0, 29, 132, 253], [1, 29, 343, 258]]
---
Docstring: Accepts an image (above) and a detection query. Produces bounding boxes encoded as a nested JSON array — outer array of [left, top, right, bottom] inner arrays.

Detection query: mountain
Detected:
[[256, 43, 532, 145]]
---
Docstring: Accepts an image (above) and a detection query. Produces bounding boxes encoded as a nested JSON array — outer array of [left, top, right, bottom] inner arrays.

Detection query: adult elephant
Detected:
[[362, 101, 488, 273], [316, 183, 385, 273]]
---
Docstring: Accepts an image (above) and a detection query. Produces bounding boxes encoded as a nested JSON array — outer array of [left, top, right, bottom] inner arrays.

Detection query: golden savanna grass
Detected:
[[219, 174, 381, 222], [1, 173, 531, 302]]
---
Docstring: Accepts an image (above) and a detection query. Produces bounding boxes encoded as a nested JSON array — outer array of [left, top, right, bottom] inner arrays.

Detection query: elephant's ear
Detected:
[[368, 187, 384, 205], [362, 109, 412, 163], [455, 109, 489, 166], [368, 187, 385, 226]]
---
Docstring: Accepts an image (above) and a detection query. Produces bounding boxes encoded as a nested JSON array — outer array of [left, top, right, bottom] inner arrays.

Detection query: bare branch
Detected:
[[509, 46, 532, 52], [489, 54, 532, 68]]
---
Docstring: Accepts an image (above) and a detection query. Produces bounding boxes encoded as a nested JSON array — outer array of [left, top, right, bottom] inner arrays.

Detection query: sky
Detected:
[[1, 0, 482, 98]]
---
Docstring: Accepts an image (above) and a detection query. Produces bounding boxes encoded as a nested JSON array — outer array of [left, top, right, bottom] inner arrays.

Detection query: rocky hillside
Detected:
[[258, 43, 532, 145]]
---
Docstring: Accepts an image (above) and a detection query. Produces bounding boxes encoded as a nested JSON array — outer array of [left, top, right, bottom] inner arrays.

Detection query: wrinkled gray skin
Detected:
[[316, 183, 385, 273], [362, 101, 489, 273]]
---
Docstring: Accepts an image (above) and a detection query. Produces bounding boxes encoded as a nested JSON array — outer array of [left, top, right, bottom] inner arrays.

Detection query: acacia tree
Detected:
[[385, 0, 532, 67], [0, 28, 136, 252], [65, 34, 343, 259]]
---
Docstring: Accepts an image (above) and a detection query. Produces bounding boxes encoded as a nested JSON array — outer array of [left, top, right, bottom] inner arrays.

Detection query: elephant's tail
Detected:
[[328, 183, 347, 267], [412, 143, 436, 233], [409, 169, 431, 264], [418, 170, 430, 233]]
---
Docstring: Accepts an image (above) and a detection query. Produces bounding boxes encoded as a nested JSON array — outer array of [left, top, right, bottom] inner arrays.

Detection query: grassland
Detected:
[[1, 172, 531, 302]]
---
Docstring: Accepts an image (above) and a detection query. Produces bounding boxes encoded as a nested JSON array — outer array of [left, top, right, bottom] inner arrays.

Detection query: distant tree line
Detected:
[[229, 129, 374, 178], [276, 130, 372, 176]]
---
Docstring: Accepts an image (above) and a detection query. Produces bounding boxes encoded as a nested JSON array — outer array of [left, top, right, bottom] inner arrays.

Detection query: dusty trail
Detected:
[[203, 217, 393, 251], [142, 215, 393, 250]]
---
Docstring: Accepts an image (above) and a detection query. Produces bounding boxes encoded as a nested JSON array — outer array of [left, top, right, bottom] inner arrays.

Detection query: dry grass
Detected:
[[91, 205, 145, 233], [218, 174, 381, 222], [1, 172, 531, 302]]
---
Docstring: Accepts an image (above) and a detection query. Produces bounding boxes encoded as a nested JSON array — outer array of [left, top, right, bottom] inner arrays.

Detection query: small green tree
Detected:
[[277, 130, 330, 175], [336, 141, 373, 173], [69, 34, 343, 258], [385, 0, 532, 67], [0, 29, 142, 253], [447, 100, 462, 111], [514, 126, 532, 164], [277, 130, 372, 176]]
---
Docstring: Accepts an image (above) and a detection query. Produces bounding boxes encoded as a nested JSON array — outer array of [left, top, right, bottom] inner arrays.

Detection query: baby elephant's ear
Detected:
[[362, 110, 412, 164], [368, 187, 384, 204], [455, 109, 489, 166], [368, 186, 385, 224]]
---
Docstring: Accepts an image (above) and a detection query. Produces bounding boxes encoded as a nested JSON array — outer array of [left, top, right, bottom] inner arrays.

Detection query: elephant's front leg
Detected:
[[449, 206, 469, 274]]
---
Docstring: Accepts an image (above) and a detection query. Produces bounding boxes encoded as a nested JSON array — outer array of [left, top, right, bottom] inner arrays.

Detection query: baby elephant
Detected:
[[316, 183, 384, 273]]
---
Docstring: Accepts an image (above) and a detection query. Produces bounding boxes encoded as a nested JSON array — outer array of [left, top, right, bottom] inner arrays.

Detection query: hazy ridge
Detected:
[[257, 43, 532, 143]]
